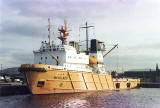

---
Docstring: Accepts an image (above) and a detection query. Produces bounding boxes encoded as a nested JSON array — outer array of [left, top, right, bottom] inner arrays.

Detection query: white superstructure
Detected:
[[33, 42, 91, 72], [33, 19, 108, 74]]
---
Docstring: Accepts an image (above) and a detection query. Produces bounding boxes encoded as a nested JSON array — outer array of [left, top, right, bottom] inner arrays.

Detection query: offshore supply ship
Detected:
[[19, 19, 140, 94]]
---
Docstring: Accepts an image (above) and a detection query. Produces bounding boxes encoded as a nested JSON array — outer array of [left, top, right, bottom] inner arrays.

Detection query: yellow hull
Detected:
[[20, 64, 140, 94]]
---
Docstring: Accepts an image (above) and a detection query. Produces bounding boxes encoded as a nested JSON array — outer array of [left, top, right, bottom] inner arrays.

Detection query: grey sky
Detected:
[[0, 0, 160, 71]]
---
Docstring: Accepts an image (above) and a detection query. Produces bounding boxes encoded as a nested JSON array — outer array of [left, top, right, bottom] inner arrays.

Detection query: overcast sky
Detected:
[[1, 0, 160, 71]]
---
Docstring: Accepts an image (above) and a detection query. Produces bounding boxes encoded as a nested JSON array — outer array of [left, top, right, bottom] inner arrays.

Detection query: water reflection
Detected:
[[1, 88, 160, 108], [21, 91, 113, 108]]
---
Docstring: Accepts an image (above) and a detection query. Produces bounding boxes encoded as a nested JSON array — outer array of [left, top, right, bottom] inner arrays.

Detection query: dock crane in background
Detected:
[[103, 44, 118, 58]]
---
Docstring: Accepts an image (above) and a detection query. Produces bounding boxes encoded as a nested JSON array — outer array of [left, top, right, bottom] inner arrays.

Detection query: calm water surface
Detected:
[[0, 88, 160, 108]]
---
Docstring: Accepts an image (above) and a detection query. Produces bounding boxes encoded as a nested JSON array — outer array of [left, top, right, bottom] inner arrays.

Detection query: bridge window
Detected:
[[41, 57, 43, 60], [45, 57, 47, 59]]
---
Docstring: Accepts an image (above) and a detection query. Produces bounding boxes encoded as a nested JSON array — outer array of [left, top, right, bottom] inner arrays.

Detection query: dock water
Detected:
[[0, 88, 160, 108], [0, 83, 30, 96]]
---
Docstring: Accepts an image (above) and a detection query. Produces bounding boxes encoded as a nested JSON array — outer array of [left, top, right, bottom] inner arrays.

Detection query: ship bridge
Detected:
[[33, 19, 109, 74], [33, 40, 90, 72]]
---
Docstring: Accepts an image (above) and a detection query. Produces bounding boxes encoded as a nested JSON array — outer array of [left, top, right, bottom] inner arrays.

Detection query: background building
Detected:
[[124, 64, 160, 82]]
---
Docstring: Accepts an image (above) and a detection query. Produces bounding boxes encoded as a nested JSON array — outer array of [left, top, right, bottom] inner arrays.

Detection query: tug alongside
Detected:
[[19, 19, 140, 94]]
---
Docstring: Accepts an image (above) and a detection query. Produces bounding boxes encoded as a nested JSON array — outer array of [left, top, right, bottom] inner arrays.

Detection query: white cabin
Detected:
[[33, 41, 91, 72], [33, 19, 107, 74]]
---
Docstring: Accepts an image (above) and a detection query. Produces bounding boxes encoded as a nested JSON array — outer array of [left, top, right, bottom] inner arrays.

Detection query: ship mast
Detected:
[[58, 20, 69, 45], [81, 22, 94, 54], [48, 18, 51, 45]]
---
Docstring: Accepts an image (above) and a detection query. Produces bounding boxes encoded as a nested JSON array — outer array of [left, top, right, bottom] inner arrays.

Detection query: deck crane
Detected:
[[46, 50, 60, 65], [103, 44, 118, 58]]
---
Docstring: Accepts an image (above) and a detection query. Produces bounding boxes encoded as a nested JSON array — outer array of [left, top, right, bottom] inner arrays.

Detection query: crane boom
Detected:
[[103, 44, 118, 58], [45, 50, 60, 65]]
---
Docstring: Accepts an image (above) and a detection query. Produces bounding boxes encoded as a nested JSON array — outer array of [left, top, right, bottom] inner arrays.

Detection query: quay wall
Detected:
[[0, 84, 30, 96]]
